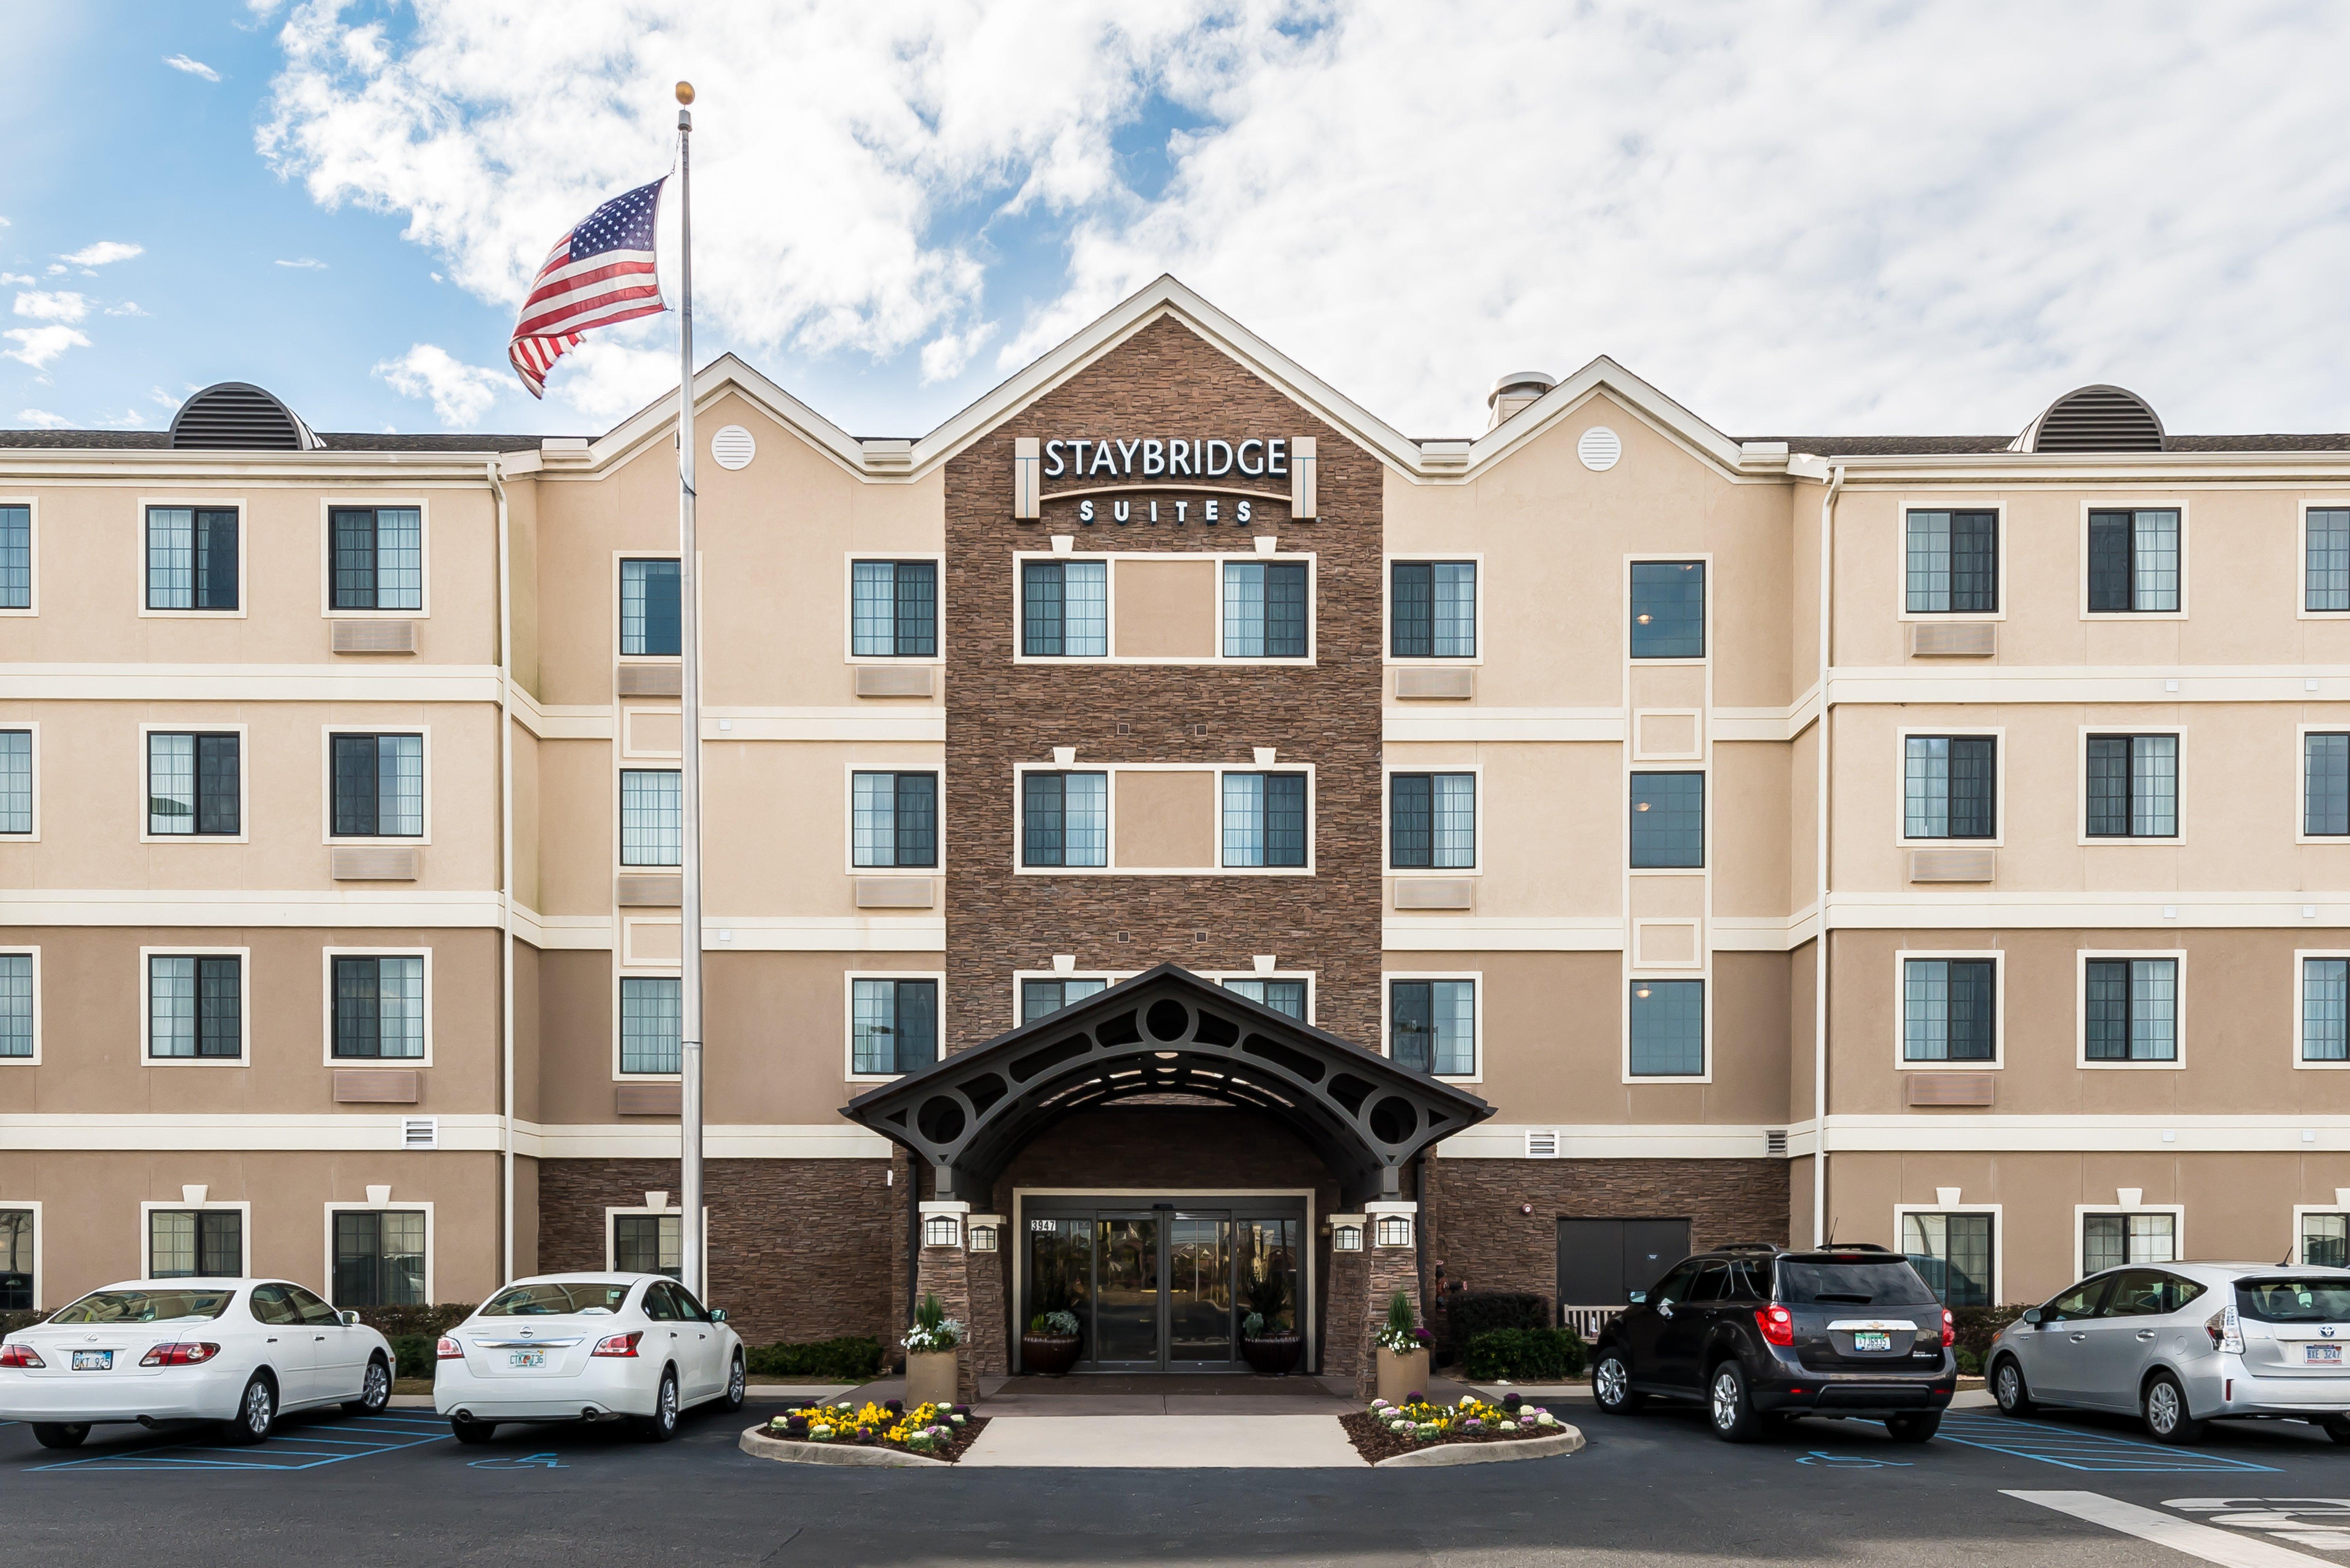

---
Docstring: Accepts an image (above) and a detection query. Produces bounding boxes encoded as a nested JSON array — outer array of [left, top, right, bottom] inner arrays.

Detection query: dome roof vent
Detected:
[[1486, 370, 1557, 430], [2012, 384, 2165, 454], [169, 382, 321, 451]]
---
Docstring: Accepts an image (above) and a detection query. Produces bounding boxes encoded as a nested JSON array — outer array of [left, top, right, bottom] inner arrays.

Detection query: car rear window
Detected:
[[1775, 1258, 1937, 1307], [49, 1289, 234, 1325], [480, 1282, 633, 1317], [2236, 1277, 2350, 1323]]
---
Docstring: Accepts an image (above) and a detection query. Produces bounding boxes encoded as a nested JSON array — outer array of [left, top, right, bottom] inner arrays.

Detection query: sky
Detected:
[[5, 1, 2350, 443]]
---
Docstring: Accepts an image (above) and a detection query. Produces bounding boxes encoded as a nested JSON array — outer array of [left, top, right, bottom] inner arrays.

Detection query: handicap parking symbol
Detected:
[[1797, 1451, 1914, 1468], [467, 1452, 567, 1470], [2166, 1498, 2350, 1552]]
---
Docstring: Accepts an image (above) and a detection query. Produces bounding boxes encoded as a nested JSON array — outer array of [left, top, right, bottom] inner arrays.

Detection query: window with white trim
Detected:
[[2087, 508, 2180, 612], [0, 1209, 31, 1308], [2085, 735, 2176, 838], [332, 1210, 426, 1307], [1022, 977, 1107, 1023], [1629, 979, 1704, 1076], [619, 976, 681, 1074], [0, 954, 27, 1058], [852, 772, 937, 867], [148, 732, 240, 836], [331, 734, 423, 837], [1223, 772, 1307, 867], [852, 978, 938, 1074], [620, 769, 681, 866], [331, 956, 425, 1060], [1220, 977, 1307, 1020], [0, 730, 25, 835], [1901, 1212, 1992, 1307], [2305, 1212, 2349, 1268], [2083, 1212, 2174, 1274], [150, 1209, 241, 1278], [0, 505, 26, 610], [2307, 733, 2350, 836], [1630, 772, 1704, 867], [330, 507, 422, 610], [2085, 958, 2177, 1062], [614, 1213, 682, 1279], [1021, 561, 1107, 657], [1222, 561, 1307, 657], [1390, 773, 1474, 868], [1390, 561, 1475, 657], [851, 560, 936, 657], [146, 506, 238, 611], [620, 558, 681, 655], [1903, 958, 1996, 1062], [1022, 772, 1107, 867], [1390, 979, 1474, 1076], [1629, 561, 1705, 658], [1904, 737, 1995, 839], [1905, 510, 1998, 613], [149, 954, 242, 1059], [2306, 958, 2348, 1063], [2311, 510, 2350, 612]]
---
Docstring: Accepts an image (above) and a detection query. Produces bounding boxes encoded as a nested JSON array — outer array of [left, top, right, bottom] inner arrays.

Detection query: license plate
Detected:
[[2308, 1345, 2343, 1364], [1852, 1332, 1893, 1352], [72, 1350, 113, 1372], [507, 1350, 546, 1369]]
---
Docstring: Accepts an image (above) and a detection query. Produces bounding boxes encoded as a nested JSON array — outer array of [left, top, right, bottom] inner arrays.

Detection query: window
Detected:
[[330, 734, 424, 837], [0, 953, 28, 1058], [329, 507, 423, 611], [0, 1209, 29, 1309], [2312, 510, 2350, 612], [0, 504, 26, 610], [852, 771, 937, 868], [2086, 735, 2177, 838], [145, 506, 238, 611], [620, 558, 681, 656], [1903, 737, 1995, 840], [332, 1210, 425, 1307], [619, 976, 681, 1074], [2103, 1268, 2204, 1318], [1903, 958, 1996, 1062], [2085, 958, 2179, 1063], [331, 956, 425, 1060], [2087, 508, 2181, 613], [2307, 734, 2350, 836], [850, 560, 937, 657], [614, 1214, 682, 1279], [1389, 773, 1475, 869], [150, 1209, 242, 1278], [1223, 772, 1308, 867], [148, 954, 243, 1060], [1220, 978, 1307, 1019], [1022, 977, 1107, 1023], [1021, 561, 1107, 657], [147, 732, 240, 836], [2305, 958, 2348, 1063], [1629, 979, 1705, 1076], [1222, 561, 1308, 657], [620, 769, 681, 865], [1901, 1212, 1993, 1308], [1022, 771, 1107, 867], [1905, 510, 1998, 614], [1390, 979, 1475, 1076], [2305, 1212, 2349, 1269], [1390, 561, 1475, 658], [1629, 561, 1705, 658], [2083, 1212, 2176, 1274], [0, 730, 27, 834], [1629, 772, 1704, 868], [852, 977, 938, 1075]]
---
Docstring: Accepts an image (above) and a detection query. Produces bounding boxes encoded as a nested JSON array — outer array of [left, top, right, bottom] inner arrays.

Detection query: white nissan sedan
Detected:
[[0, 1278, 394, 1450], [434, 1273, 745, 1443]]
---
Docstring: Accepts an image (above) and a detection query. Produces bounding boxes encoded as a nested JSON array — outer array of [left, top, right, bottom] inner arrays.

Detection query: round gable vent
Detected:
[[169, 382, 319, 451], [1577, 425, 1622, 471], [710, 425, 756, 470], [2016, 385, 2165, 453]]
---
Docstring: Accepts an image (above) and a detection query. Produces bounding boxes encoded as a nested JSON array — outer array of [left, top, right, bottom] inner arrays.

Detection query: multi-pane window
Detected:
[[2305, 1213, 2350, 1269], [0, 504, 27, 610], [333, 1210, 426, 1307], [2311, 510, 2350, 612], [619, 976, 681, 1074], [851, 772, 937, 867], [2087, 508, 2181, 613], [1390, 561, 1476, 658], [1022, 977, 1108, 1023], [1021, 561, 1107, 657], [1022, 771, 1108, 867], [1903, 736, 1996, 839], [0, 729, 28, 834], [150, 1209, 242, 1278], [1629, 979, 1705, 1076], [1905, 510, 1999, 613], [329, 507, 423, 611], [2085, 958, 2179, 1062], [148, 954, 243, 1059], [620, 769, 682, 866], [1901, 1212, 1993, 1308], [852, 977, 938, 1074], [1902, 958, 1996, 1062], [1390, 979, 1475, 1076], [1221, 977, 1307, 1019], [1223, 772, 1308, 867], [0, 953, 29, 1058], [331, 955, 426, 1060], [147, 732, 240, 836], [2083, 1212, 2175, 1275], [0, 1209, 30, 1310], [620, 558, 681, 656], [1389, 772, 1475, 869], [1629, 772, 1704, 867], [614, 1213, 682, 1279], [2307, 734, 2350, 836], [145, 506, 239, 611], [1222, 561, 1308, 657], [2305, 958, 2348, 1063], [850, 560, 937, 657], [331, 734, 424, 837], [1629, 561, 1705, 658], [2086, 735, 2178, 837]]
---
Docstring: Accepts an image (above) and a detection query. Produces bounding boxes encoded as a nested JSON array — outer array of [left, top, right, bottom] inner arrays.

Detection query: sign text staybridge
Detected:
[[1011, 434, 1318, 523]]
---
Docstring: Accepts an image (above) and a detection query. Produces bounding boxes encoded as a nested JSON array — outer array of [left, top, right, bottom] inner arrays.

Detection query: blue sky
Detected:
[[8, 3, 2350, 442]]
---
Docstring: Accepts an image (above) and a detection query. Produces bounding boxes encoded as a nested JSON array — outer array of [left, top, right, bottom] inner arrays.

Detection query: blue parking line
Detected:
[[31, 1410, 452, 1473], [1925, 1412, 2279, 1473]]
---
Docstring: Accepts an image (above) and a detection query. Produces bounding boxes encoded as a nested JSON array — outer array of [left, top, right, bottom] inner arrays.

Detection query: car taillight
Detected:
[[138, 1342, 220, 1367], [436, 1336, 464, 1360], [0, 1342, 43, 1368], [1942, 1309, 1956, 1348], [591, 1331, 642, 1358], [2207, 1305, 2243, 1354], [1756, 1305, 1796, 1347]]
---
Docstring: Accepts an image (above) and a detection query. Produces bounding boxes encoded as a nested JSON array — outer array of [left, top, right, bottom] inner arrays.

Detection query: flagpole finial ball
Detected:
[[675, 81, 695, 105]]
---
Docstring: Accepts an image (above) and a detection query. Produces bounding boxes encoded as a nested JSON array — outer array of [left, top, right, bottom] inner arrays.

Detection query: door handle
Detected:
[[2137, 1330, 2156, 1341], [2069, 1332, 2087, 1342], [1657, 1303, 1674, 1319]]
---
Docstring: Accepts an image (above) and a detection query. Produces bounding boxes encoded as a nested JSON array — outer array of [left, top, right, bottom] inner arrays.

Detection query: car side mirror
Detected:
[[2021, 1307, 2042, 1326], [342, 1310, 360, 1326], [1627, 1291, 1646, 1305], [710, 1308, 728, 1323]]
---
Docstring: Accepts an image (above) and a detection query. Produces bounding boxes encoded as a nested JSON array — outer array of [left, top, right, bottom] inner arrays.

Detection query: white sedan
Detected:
[[0, 1278, 394, 1449], [434, 1273, 746, 1443]]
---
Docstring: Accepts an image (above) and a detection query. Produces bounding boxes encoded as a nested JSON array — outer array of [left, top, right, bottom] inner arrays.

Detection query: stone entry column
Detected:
[[965, 1213, 1009, 1381], [1323, 1213, 1368, 1395], [913, 1200, 980, 1406], [1357, 1201, 1423, 1401]]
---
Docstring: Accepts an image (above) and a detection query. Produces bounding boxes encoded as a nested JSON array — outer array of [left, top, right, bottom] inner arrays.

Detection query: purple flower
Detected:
[[1463, 1418, 1484, 1432], [1414, 1328, 1432, 1343], [1406, 1390, 1424, 1403]]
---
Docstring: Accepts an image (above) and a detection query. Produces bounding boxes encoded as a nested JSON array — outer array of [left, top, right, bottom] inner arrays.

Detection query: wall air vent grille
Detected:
[[1765, 1129, 1790, 1157], [169, 382, 319, 450], [400, 1116, 439, 1150], [2016, 385, 2165, 453], [1525, 1129, 1560, 1158]]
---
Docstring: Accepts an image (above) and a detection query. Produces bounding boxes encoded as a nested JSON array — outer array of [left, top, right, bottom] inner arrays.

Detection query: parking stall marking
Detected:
[[1932, 1413, 2280, 1474], [2167, 1499, 2350, 1553], [2009, 1491, 2331, 1568], [29, 1410, 452, 1472]]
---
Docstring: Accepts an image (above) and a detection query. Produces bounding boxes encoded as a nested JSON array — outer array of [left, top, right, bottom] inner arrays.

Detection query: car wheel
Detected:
[[1591, 1349, 1644, 1414], [344, 1355, 392, 1416], [221, 1373, 276, 1446], [1991, 1356, 2036, 1417], [29, 1422, 89, 1450], [638, 1368, 681, 1442], [450, 1417, 497, 1445], [1885, 1411, 1942, 1443], [2142, 1371, 2205, 1445], [1707, 1360, 1764, 1443], [723, 1351, 747, 1413]]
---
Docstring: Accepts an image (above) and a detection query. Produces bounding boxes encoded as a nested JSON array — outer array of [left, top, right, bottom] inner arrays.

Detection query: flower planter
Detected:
[[1376, 1347, 1430, 1404], [905, 1349, 959, 1408], [1020, 1332, 1082, 1377], [1241, 1334, 1304, 1376]]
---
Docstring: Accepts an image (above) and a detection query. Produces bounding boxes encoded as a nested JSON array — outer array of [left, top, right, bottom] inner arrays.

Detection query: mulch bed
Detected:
[[764, 1414, 991, 1464], [1338, 1410, 1556, 1465]]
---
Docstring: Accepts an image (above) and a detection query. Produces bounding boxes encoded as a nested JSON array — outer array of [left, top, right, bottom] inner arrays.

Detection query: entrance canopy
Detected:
[[842, 964, 1493, 1207]]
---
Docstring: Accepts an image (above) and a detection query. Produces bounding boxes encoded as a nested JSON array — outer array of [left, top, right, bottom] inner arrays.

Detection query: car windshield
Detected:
[[48, 1289, 235, 1325], [1777, 1259, 1937, 1307], [2236, 1278, 2350, 1323], [479, 1282, 633, 1317]]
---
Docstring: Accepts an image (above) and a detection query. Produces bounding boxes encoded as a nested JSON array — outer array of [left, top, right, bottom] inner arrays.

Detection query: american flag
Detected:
[[507, 178, 668, 398]]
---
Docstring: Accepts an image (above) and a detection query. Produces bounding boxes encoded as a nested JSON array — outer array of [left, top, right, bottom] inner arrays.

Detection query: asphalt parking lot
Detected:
[[7, 1397, 2350, 1566]]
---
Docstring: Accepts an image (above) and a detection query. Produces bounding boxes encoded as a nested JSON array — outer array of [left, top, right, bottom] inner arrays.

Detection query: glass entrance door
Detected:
[[1020, 1198, 1306, 1372], [1094, 1216, 1161, 1366], [1167, 1217, 1233, 1364]]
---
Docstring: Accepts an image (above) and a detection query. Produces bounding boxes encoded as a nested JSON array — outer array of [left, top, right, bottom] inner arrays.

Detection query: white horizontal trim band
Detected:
[[0, 1113, 506, 1152], [0, 664, 501, 703], [1440, 1124, 1782, 1160], [517, 1123, 895, 1160]]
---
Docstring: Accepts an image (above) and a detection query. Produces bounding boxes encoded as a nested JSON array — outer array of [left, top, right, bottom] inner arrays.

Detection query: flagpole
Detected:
[[673, 81, 706, 1300]]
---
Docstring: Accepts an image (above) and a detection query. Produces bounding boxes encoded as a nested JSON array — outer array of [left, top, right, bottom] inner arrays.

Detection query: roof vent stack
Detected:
[[2011, 384, 2165, 454], [168, 382, 321, 451], [1486, 370, 1557, 431]]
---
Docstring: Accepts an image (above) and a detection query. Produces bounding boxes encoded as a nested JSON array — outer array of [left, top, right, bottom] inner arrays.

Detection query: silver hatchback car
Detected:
[[1987, 1262, 2350, 1444]]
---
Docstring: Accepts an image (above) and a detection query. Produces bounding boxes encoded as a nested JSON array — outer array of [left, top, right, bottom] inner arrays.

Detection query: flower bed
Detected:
[[1339, 1392, 1567, 1465], [764, 1399, 987, 1463]]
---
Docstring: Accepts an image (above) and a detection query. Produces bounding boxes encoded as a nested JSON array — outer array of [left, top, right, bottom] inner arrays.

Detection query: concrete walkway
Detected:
[[960, 1413, 1366, 1468]]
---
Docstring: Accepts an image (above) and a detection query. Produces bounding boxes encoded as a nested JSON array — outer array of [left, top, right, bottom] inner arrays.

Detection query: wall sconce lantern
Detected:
[[1375, 1216, 1414, 1249], [1333, 1224, 1363, 1252], [969, 1225, 998, 1253], [923, 1216, 961, 1248]]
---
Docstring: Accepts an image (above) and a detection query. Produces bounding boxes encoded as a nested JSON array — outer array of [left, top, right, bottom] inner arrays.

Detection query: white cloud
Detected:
[[57, 241, 142, 268], [0, 274, 33, 287], [13, 290, 87, 323], [372, 342, 509, 425], [163, 54, 221, 82], [15, 409, 70, 428], [274, 257, 326, 269], [105, 301, 148, 317], [2, 325, 91, 370], [151, 387, 184, 410], [918, 321, 996, 385], [98, 407, 151, 429]]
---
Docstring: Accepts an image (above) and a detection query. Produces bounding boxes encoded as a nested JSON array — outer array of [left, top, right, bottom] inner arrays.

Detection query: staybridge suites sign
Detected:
[[1010, 434, 1318, 524]]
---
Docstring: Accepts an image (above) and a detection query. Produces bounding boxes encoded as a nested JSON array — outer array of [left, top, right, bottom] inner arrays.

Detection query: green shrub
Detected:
[[1463, 1325, 1588, 1381], [387, 1334, 441, 1381], [350, 1303, 476, 1339], [1949, 1305, 2024, 1367], [1442, 1291, 1549, 1359], [744, 1336, 886, 1381], [0, 1309, 52, 1335]]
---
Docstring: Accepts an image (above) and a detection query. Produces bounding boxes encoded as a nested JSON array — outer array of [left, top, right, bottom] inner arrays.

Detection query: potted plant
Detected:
[[1020, 1255, 1083, 1376], [1373, 1290, 1432, 1403], [901, 1292, 965, 1408], [1239, 1267, 1303, 1376]]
